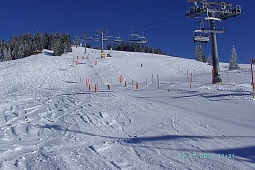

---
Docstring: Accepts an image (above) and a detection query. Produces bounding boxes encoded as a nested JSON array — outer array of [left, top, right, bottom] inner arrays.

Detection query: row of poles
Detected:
[[74, 56, 195, 92], [74, 54, 255, 99], [77, 75, 160, 93], [118, 74, 160, 90], [74, 56, 161, 92]]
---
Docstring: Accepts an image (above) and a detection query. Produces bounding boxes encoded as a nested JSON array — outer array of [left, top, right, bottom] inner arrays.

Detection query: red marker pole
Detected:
[[95, 84, 97, 93], [119, 75, 123, 83], [86, 78, 89, 86], [212, 69, 215, 84]]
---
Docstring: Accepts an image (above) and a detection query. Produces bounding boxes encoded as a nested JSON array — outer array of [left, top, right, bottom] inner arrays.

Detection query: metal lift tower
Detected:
[[96, 28, 109, 53], [186, 0, 241, 83], [83, 34, 93, 54]]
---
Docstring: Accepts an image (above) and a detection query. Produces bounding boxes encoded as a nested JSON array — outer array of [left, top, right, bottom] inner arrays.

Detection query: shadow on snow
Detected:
[[205, 146, 255, 163], [38, 124, 255, 162]]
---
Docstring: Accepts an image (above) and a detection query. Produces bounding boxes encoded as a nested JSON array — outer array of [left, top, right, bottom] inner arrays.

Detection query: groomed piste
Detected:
[[0, 47, 254, 170]]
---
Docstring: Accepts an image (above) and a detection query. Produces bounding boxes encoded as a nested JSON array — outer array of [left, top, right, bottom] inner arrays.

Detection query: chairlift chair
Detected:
[[128, 29, 140, 42], [193, 31, 210, 43], [94, 34, 100, 42], [137, 31, 147, 44], [103, 35, 113, 41], [137, 36, 147, 44], [137, 39, 147, 44], [87, 36, 93, 41], [115, 33, 123, 42]]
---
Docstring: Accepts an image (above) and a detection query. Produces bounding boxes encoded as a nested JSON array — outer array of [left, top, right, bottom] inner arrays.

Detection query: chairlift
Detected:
[[103, 35, 113, 41], [94, 34, 99, 42], [199, 20, 225, 34], [137, 39, 147, 44], [103, 36, 108, 41], [115, 33, 123, 42], [194, 21, 210, 43], [128, 29, 140, 42], [137, 31, 147, 44], [94, 31, 100, 42], [87, 36, 93, 41], [193, 32, 210, 43], [193, 18, 225, 41]]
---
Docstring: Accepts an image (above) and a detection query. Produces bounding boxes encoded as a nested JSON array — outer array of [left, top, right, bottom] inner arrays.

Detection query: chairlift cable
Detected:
[[111, 4, 254, 34], [242, 5, 255, 12], [110, 15, 186, 34], [144, 21, 200, 33], [133, 16, 186, 30]]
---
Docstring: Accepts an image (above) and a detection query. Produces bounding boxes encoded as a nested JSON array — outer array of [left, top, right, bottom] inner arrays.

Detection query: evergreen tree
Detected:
[[0, 32, 72, 61], [106, 43, 111, 50], [54, 39, 64, 56], [195, 45, 206, 62], [229, 45, 240, 70], [113, 40, 165, 55], [207, 54, 213, 65]]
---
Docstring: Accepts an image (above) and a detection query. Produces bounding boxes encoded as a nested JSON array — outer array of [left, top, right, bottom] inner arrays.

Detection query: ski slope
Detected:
[[0, 47, 254, 170]]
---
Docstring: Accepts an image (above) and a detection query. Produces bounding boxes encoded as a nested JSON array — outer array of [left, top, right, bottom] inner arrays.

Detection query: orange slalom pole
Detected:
[[86, 78, 89, 86], [136, 82, 139, 90], [212, 68, 215, 84], [119, 75, 123, 83], [95, 84, 97, 93]]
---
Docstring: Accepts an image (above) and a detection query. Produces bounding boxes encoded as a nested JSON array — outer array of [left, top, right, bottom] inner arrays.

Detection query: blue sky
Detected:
[[0, 0, 254, 63]]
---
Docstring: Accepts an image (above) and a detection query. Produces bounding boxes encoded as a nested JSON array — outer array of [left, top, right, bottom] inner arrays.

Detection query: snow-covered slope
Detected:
[[0, 47, 254, 170]]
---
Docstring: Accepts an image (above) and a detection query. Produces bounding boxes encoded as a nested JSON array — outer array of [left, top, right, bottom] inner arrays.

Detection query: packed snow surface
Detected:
[[0, 47, 254, 170]]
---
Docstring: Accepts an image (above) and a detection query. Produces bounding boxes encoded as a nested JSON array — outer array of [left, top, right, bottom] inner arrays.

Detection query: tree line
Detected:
[[104, 42, 166, 55], [0, 32, 72, 62]]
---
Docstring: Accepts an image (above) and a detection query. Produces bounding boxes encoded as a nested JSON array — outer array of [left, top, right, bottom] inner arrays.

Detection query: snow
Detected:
[[0, 47, 254, 170]]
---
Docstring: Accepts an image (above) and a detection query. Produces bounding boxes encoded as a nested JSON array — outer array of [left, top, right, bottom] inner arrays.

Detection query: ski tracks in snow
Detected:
[[1, 49, 254, 169]]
